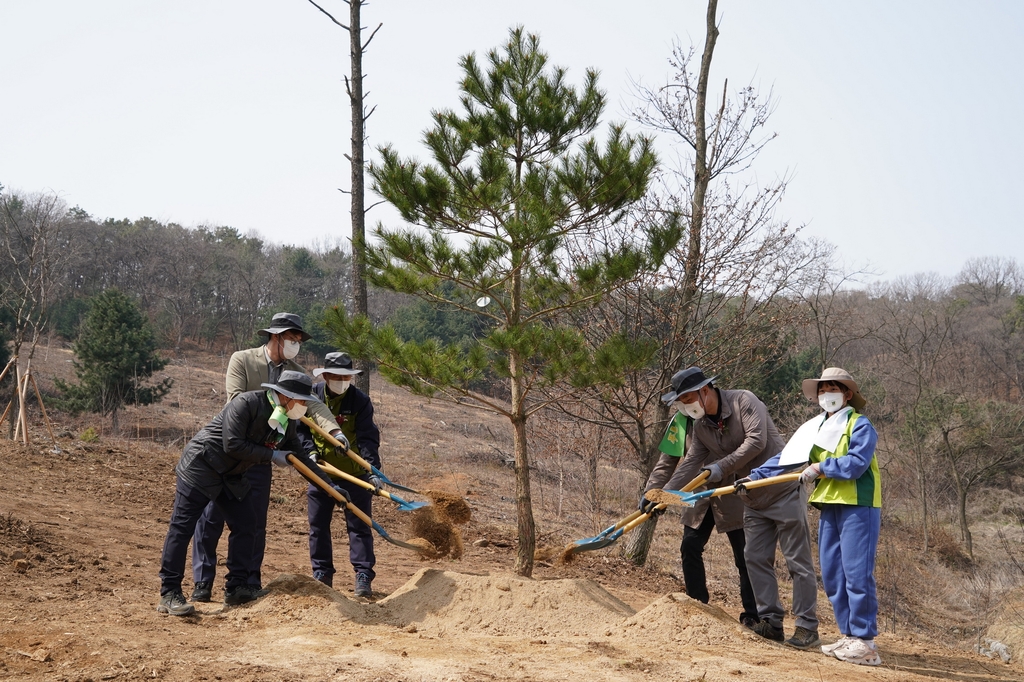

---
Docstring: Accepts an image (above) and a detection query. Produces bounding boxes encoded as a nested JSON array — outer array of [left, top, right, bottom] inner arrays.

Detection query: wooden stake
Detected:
[[29, 372, 58, 448]]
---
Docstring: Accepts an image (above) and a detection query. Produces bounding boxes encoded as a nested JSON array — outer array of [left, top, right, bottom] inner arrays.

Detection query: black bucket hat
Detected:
[[312, 351, 362, 377], [261, 370, 318, 402], [660, 367, 717, 405], [258, 312, 311, 342]]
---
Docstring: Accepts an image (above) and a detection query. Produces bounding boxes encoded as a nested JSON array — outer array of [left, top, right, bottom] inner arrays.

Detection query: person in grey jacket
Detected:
[[156, 371, 320, 616], [656, 366, 818, 648], [642, 367, 758, 628]]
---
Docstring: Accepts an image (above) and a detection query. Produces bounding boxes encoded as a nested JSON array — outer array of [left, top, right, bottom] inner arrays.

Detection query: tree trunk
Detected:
[[588, 426, 600, 515], [511, 408, 536, 577], [916, 447, 929, 553], [348, 0, 370, 394], [943, 429, 973, 558], [620, 437, 663, 565], [621, 514, 659, 565], [959, 488, 973, 558], [682, 0, 719, 312]]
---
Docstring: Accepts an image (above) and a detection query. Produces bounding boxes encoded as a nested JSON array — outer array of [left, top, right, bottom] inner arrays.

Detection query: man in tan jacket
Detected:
[[191, 312, 344, 603]]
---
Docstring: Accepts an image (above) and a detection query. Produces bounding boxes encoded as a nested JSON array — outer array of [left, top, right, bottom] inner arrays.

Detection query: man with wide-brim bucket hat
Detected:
[[190, 313, 345, 605], [739, 367, 881, 665], [652, 366, 820, 648], [157, 370, 318, 615], [640, 367, 759, 630], [300, 351, 382, 598]]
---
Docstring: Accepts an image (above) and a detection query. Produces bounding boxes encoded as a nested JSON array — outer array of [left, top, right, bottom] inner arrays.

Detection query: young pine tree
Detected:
[[328, 27, 679, 576], [57, 289, 172, 434]]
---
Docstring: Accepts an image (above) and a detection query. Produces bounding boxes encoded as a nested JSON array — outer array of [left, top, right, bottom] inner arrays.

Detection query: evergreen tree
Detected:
[[56, 289, 172, 434], [328, 27, 679, 576]]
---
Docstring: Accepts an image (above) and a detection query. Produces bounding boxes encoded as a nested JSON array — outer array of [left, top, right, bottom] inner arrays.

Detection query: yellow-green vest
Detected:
[[808, 410, 881, 507], [312, 391, 365, 477]]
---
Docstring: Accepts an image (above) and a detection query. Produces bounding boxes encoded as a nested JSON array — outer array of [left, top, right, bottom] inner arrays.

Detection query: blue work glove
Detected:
[[700, 463, 724, 484], [271, 451, 291, 468], [367, 474, 383, 494], [332, 484, 352, 505]]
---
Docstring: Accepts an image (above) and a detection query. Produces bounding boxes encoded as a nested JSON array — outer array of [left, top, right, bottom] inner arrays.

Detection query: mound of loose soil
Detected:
[[374, 568, 635, 637], [620, 592, 760, 646]]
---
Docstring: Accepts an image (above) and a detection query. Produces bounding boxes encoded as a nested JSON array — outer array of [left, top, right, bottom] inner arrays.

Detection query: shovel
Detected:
[[315, 459, 429, 512], [285, 453, 436, 556], [644, 471, 805, 508], [300, 415, 421, 495], [561, 470, 711, 557]]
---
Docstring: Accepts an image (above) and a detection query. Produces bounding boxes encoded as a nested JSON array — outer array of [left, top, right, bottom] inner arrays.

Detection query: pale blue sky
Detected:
[[2, 1, 1021, 281]]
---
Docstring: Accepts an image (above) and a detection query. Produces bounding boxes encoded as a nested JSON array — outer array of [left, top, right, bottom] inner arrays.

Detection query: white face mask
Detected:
[[282, 339, 301, 360], [286, 402, 307, 419], [680, 396, 705, 420], [328, 379, 351, 395], [818, 392, 845, 413]]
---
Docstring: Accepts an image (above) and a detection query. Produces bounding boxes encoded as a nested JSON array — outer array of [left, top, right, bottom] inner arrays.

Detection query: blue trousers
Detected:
[[819, 504, 881, 639], [192, 463, 272, 588], [159, 478, 256, 595], [307, 477, 375, 585]]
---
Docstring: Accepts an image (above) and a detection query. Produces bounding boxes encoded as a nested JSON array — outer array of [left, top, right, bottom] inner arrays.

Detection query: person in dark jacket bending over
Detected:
[[301, 352, 382, 598], [156, 371, 318, 616], [191, 312, 344, 603]]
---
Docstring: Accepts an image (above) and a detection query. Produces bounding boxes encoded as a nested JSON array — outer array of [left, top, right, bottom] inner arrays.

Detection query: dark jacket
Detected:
[[301, 382, 381, 478], [176, 390, 312, 501], [663, 388, 792, 518]]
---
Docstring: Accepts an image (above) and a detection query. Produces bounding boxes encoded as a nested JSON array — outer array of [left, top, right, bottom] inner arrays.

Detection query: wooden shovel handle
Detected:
[[315, 459, 375, 492], [711, 471, 804, 498], [300, 415, 375, 473], [286, 454, 374, 527]]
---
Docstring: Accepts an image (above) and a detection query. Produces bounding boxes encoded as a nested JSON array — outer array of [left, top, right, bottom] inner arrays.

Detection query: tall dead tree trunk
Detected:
[[620, 0, 719, 566], [306, 0, 381, 393]]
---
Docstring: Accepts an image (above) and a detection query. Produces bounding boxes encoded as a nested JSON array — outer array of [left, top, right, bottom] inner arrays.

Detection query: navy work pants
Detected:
[[192, 463, 272, 588], [680, 505, 758, 622], [307, 476, 375, 585], [159, 477, 256, 595]]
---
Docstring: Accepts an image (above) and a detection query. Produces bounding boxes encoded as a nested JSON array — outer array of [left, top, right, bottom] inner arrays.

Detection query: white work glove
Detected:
[[800, 463, 821, 485], [271, 451, 291, 468]]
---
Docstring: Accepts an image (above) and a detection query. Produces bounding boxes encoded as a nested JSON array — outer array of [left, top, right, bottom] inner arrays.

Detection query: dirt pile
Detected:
[[262, 568, 639, 638], [621, 592, 761, 646]]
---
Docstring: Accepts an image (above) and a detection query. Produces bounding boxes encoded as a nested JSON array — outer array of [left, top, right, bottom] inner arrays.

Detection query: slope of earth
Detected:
[[0, 346, 1020, 681]]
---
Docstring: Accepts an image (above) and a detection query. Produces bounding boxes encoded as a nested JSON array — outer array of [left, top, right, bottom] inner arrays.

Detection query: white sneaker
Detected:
[[832, 637, 882, 666], [820, 636, 854, 655]]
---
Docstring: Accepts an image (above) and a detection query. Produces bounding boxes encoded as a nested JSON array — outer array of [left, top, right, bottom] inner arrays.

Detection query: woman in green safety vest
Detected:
[[799, 367, 882, 667]]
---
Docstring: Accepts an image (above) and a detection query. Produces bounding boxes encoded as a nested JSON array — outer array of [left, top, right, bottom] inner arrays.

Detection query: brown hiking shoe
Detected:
[[785, 626, 821, 649]]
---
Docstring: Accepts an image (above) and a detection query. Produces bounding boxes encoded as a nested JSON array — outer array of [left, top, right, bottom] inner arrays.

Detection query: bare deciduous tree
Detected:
[[304, 0, 382, 393]]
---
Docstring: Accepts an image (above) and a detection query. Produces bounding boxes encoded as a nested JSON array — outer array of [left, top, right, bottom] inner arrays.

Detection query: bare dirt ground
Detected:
[[1, 347, 1022, 681]]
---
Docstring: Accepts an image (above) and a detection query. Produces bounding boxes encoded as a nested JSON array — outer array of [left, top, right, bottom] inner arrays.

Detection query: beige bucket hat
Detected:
[[802, 367, 866, 410]]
